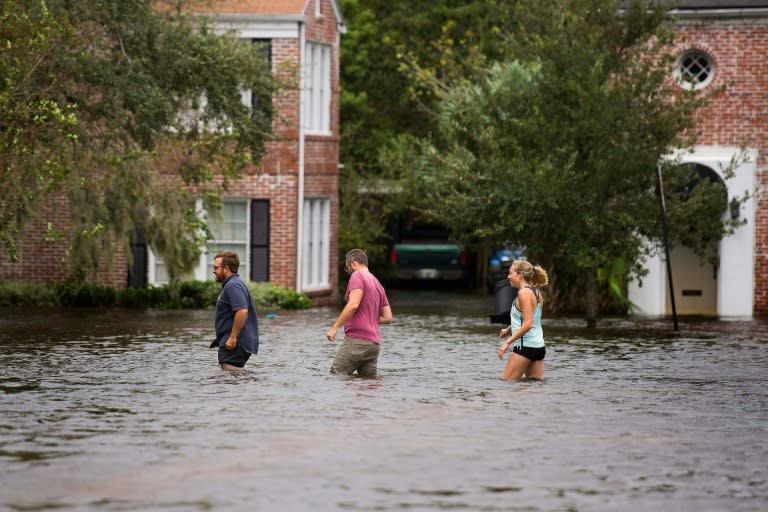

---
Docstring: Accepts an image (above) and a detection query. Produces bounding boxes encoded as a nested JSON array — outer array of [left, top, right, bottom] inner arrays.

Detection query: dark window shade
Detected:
[[250, 199, 270, 282], [128, 227, 147, 288]]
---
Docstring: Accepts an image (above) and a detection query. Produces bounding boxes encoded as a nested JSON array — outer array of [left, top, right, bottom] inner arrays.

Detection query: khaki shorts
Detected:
[[331, 337, 380, 378]]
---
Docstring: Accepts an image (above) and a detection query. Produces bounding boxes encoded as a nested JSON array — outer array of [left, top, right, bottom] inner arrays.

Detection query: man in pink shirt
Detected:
[[326, 248, 393, 377]]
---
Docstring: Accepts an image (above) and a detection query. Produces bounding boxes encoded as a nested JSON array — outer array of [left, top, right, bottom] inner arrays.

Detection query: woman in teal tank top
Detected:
[[497, 260, 549, 380]]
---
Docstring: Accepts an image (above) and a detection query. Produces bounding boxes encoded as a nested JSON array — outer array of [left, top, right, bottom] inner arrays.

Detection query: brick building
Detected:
[[629, 0, 768, 318], [0, 0, 345, 306]]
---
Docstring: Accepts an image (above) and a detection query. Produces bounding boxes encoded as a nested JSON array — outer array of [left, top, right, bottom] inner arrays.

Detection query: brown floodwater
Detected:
[[1, 289, 766, 511]]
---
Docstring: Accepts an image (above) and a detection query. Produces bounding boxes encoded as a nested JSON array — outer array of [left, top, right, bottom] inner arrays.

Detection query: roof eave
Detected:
[[672, 7, 768, 19], [205, 13, 305, 23]]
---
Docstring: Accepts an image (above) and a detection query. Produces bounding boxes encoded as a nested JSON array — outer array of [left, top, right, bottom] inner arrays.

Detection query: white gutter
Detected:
[[296, 21, 306, 291]]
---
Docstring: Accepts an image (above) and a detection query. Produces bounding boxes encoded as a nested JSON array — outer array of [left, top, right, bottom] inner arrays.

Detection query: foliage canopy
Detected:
[[377, 0, 748, 324], [0, 0, 277, 282]]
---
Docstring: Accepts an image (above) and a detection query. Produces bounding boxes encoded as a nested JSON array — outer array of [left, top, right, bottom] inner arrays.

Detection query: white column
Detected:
[[708, 149, 757, 318], [629, 252, 667, 317]]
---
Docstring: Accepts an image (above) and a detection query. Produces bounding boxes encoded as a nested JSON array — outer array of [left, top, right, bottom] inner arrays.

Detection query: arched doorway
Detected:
[[628, 146, 756, 319], [665, 163, 725, 317]]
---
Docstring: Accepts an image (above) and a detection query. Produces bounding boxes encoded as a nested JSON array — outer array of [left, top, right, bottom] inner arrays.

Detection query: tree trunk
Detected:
[[584, 267, 598, 328]]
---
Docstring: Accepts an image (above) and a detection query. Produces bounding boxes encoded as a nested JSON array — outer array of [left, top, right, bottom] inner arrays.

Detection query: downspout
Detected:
[[296, 21, 306, 291]]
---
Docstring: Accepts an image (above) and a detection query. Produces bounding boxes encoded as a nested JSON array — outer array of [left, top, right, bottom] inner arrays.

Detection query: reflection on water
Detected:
[[1, 291, 767, 511]]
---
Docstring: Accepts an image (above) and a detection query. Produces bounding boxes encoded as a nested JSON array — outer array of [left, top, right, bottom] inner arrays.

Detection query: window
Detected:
[[149, 199, 205, 285], [149, 198, 254, 284], [152, 252, 172, 285], [674, 50, 714, 91], [253, 39, 272, 69], [301, 198, 330, 289], [304, 42, 331, 133], [240, 39, 271, 119], [206, 199, 249, 279], [179, 40, 272, 134]]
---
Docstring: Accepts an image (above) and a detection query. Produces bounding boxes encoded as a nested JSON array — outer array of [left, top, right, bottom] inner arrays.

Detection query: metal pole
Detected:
[[656, 164, 679, 331]]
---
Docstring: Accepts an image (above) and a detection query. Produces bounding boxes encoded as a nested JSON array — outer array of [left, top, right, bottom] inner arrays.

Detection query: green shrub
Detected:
[[118, 286, 164, 308], [0, 279, 310, 310], [55, 282, 117, 307], [247, 281, 311, 310], [148, 285, 170, 307], [176, 280, 220, 308], [0, 281, 59, 307]]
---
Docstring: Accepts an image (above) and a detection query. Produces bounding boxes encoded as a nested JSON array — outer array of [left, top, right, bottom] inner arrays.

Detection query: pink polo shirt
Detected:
[[343, 270, 389, 344]]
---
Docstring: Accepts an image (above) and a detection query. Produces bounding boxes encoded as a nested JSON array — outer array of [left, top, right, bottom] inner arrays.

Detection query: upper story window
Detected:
[[304, 42, 331, 134], [240, 39, 271, 117], [253, 39, 272, 69], [674, 49, 714, 91]]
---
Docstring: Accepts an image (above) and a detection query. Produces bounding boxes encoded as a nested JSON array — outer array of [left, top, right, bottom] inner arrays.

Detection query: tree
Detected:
[[0, 0, 277, 283], [0, 1, 78, 263], [381, 0, 747, 326], [340, 0, 507, 165], [338, 0, 508, 266]]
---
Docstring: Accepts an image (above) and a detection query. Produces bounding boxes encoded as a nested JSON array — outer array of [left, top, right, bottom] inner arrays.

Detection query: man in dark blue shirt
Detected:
[[211, 251, 259, 370]]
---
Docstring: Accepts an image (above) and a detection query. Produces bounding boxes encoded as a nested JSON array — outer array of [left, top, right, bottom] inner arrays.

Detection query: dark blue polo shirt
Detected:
[[214, 274, 259, 354]]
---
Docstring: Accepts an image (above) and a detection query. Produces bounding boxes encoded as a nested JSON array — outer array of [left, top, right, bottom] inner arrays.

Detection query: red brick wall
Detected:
[[674, 19, 768, 315], [0, 194, 130, 288]]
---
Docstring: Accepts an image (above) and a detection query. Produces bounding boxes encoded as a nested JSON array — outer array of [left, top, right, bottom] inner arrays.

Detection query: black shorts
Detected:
[[513, 345, 546, 361], [218, 344, 251, 368]]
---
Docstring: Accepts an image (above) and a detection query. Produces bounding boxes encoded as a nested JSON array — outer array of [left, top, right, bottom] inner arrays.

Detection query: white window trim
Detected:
[[304, 42, 332, 135], [148, 198, 251, 285], [206, 197, 250, 281], [674, 49, 714, 91], [301, 197, 331, 290]]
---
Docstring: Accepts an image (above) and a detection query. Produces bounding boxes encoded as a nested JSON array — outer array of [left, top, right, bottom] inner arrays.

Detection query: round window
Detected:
[[674, 50, 714, 91]]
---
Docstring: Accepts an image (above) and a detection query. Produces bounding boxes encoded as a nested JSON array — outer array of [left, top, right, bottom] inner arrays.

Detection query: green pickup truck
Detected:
[[388, 224, 469, 284]]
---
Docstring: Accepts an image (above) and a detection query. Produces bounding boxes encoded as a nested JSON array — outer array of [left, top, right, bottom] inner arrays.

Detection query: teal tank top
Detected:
[[510, 286, 544, 348]]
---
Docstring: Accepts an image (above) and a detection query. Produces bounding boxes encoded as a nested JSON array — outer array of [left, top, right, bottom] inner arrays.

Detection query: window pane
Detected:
[[320, 45, 330, 130], [312, 45, 322, 129], [302, 198, 330, 288], [305, 42, 331, 132], [207, 243, 248, 275], [304, 44, 313, 127], [210, 201, 247, 241], [208, 200, 248, 278], [155, 260, 169, 284]]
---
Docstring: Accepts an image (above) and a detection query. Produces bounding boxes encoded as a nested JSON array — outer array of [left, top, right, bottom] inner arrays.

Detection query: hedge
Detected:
[[0, 280, 310, 310]]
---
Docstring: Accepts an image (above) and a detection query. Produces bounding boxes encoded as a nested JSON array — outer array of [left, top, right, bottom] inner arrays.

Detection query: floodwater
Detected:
[[1, 290, 766, 511]]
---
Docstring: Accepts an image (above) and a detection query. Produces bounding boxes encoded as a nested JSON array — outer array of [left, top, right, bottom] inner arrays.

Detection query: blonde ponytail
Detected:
[[512, 260, 549, 288]]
